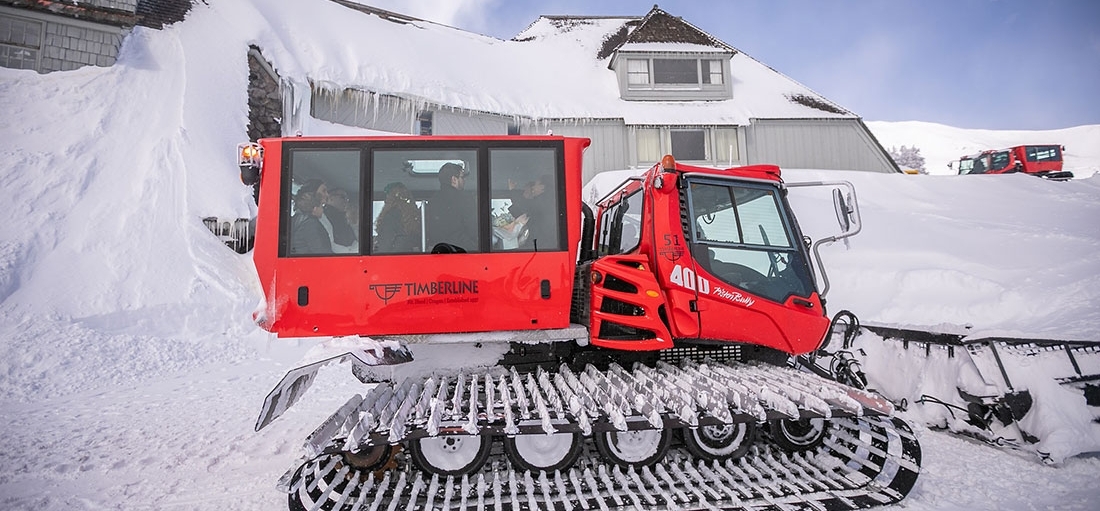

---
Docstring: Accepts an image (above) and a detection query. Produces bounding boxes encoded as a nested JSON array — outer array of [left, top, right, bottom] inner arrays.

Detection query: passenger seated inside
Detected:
[[325, 187, 358, 253], [374, 182, 422, 253], [425, 162, 477, 252], [497, 174, 554, 250], [289, 182, 332, 255]]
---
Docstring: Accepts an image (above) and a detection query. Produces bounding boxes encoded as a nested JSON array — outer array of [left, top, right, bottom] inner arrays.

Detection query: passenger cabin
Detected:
[[247, 135, 590, 338]]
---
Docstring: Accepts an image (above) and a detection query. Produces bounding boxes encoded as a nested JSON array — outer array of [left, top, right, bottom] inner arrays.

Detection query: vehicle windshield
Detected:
[[686, 179, 814, 303], [989, 151, 1011, 171]]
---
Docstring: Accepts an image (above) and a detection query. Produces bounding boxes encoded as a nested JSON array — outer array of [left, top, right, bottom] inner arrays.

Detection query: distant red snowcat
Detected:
[[954, 144, 1072, 180]]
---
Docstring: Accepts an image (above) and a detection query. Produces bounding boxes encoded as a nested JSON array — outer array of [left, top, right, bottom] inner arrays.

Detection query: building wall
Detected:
[[745, 118, 899, 173], [0, 5, 129, 72]]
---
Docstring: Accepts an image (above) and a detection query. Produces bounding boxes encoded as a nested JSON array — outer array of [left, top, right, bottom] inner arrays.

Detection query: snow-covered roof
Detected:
[[249, 0, 852, 126]]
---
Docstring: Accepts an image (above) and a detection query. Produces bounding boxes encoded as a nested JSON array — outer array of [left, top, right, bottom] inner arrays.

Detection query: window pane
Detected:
[[627, 59, 650, 85], [714, 127, 738, 164], [636, 128, 661, 163], [489, 148, 561, 251], [671, 130, 706, 160], [619, 191, 643, 253], [287, 149, 361, 256], [373, 149, 479, 253], [653, 59, 698, 84], [689, 182, 811, 302], [703, 60, 723, 84]]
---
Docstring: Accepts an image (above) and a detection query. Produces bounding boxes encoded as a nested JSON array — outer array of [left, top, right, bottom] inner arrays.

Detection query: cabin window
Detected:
[[284, 148, 362, 256], [489, 148, 562, 251], [1026, 145, 1061, 162], [597, 189, 642, 256], [688, 180, 812, 303], [373, 149, 480, 254]]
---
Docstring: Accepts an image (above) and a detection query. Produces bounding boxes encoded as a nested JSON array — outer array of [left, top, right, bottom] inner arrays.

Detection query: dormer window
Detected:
[[614, 53, 732, 101]]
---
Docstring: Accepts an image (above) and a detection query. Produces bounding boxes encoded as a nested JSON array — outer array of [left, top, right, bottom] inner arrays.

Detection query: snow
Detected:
[[1, 1, 1099, 509]]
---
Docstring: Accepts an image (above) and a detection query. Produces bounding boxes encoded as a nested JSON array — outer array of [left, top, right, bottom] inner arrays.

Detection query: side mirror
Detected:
[[832, 188, 852, 233]]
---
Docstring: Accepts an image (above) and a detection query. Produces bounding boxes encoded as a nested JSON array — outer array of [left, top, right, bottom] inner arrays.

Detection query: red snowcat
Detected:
[[239, 135, 921, 510], [954, 144, 1072, 180]]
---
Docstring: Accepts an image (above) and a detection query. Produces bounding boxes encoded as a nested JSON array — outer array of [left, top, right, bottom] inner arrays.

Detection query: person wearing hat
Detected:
[[290, 180, 333, 255], [426, 162, 478, 252], [374, 182, 421, 253]]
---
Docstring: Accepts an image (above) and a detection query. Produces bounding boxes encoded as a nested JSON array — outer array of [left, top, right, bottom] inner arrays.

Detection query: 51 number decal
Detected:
[[668, 264, 710, 294]]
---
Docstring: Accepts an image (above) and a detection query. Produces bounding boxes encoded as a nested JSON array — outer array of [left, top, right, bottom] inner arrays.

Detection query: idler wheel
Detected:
[[770, 418, 828, 451]]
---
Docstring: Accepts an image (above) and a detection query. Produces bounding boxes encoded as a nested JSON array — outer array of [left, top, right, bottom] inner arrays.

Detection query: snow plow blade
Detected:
[[256, 344, 413, 432], [858, 325, 1100, 462]]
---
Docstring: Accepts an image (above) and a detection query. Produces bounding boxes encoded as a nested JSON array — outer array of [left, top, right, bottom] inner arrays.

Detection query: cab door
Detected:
[[682, 178, 827, 355]]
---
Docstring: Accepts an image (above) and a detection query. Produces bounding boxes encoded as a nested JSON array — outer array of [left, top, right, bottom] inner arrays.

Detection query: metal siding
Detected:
[[433, 110, 509, 135], [545, 121, 629, 185], [747, 119, 895, 172]]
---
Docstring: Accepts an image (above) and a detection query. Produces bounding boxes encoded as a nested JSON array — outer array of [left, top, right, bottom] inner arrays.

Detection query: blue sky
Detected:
[[371, 0, 1100, 131]]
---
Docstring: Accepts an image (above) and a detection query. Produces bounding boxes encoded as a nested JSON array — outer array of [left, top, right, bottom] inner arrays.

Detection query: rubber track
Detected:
[[289, 416, 920, 511], [283, 360, 921, 510]]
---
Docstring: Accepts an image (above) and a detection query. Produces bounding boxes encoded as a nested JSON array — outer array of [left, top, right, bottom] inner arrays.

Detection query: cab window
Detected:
[[489, 148, 562, 251], [688, 181, 813, 303], [284, 148, 361, 256]]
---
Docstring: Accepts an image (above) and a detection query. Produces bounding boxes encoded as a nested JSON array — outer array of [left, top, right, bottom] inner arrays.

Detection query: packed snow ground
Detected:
[[2, 2, 1100, 509]]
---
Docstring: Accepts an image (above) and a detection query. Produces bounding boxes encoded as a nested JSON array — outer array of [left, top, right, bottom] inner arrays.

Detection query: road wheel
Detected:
[[683, 422, 755, 461], [595, 428, 671, 468], [504, 432, 584, 473], [409, 435, 492, 476]]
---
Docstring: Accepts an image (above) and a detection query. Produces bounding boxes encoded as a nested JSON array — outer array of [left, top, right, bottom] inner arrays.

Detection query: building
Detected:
[[282, 2, 900, 181], [0, 0, 189, 73]]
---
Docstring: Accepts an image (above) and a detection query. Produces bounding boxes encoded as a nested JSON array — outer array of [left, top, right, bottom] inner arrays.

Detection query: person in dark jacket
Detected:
[[374, 182, 422, 253], [290, 183, 332, 255], [425, 162, 478, 252], [507, 174, 557, 250]]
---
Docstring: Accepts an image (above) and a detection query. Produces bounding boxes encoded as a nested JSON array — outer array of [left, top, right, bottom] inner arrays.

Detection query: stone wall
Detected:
[[247, 46, 283, 140]]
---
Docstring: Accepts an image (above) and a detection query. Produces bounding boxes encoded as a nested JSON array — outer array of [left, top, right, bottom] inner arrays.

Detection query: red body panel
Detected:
[[252, 136, 589, 338]]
